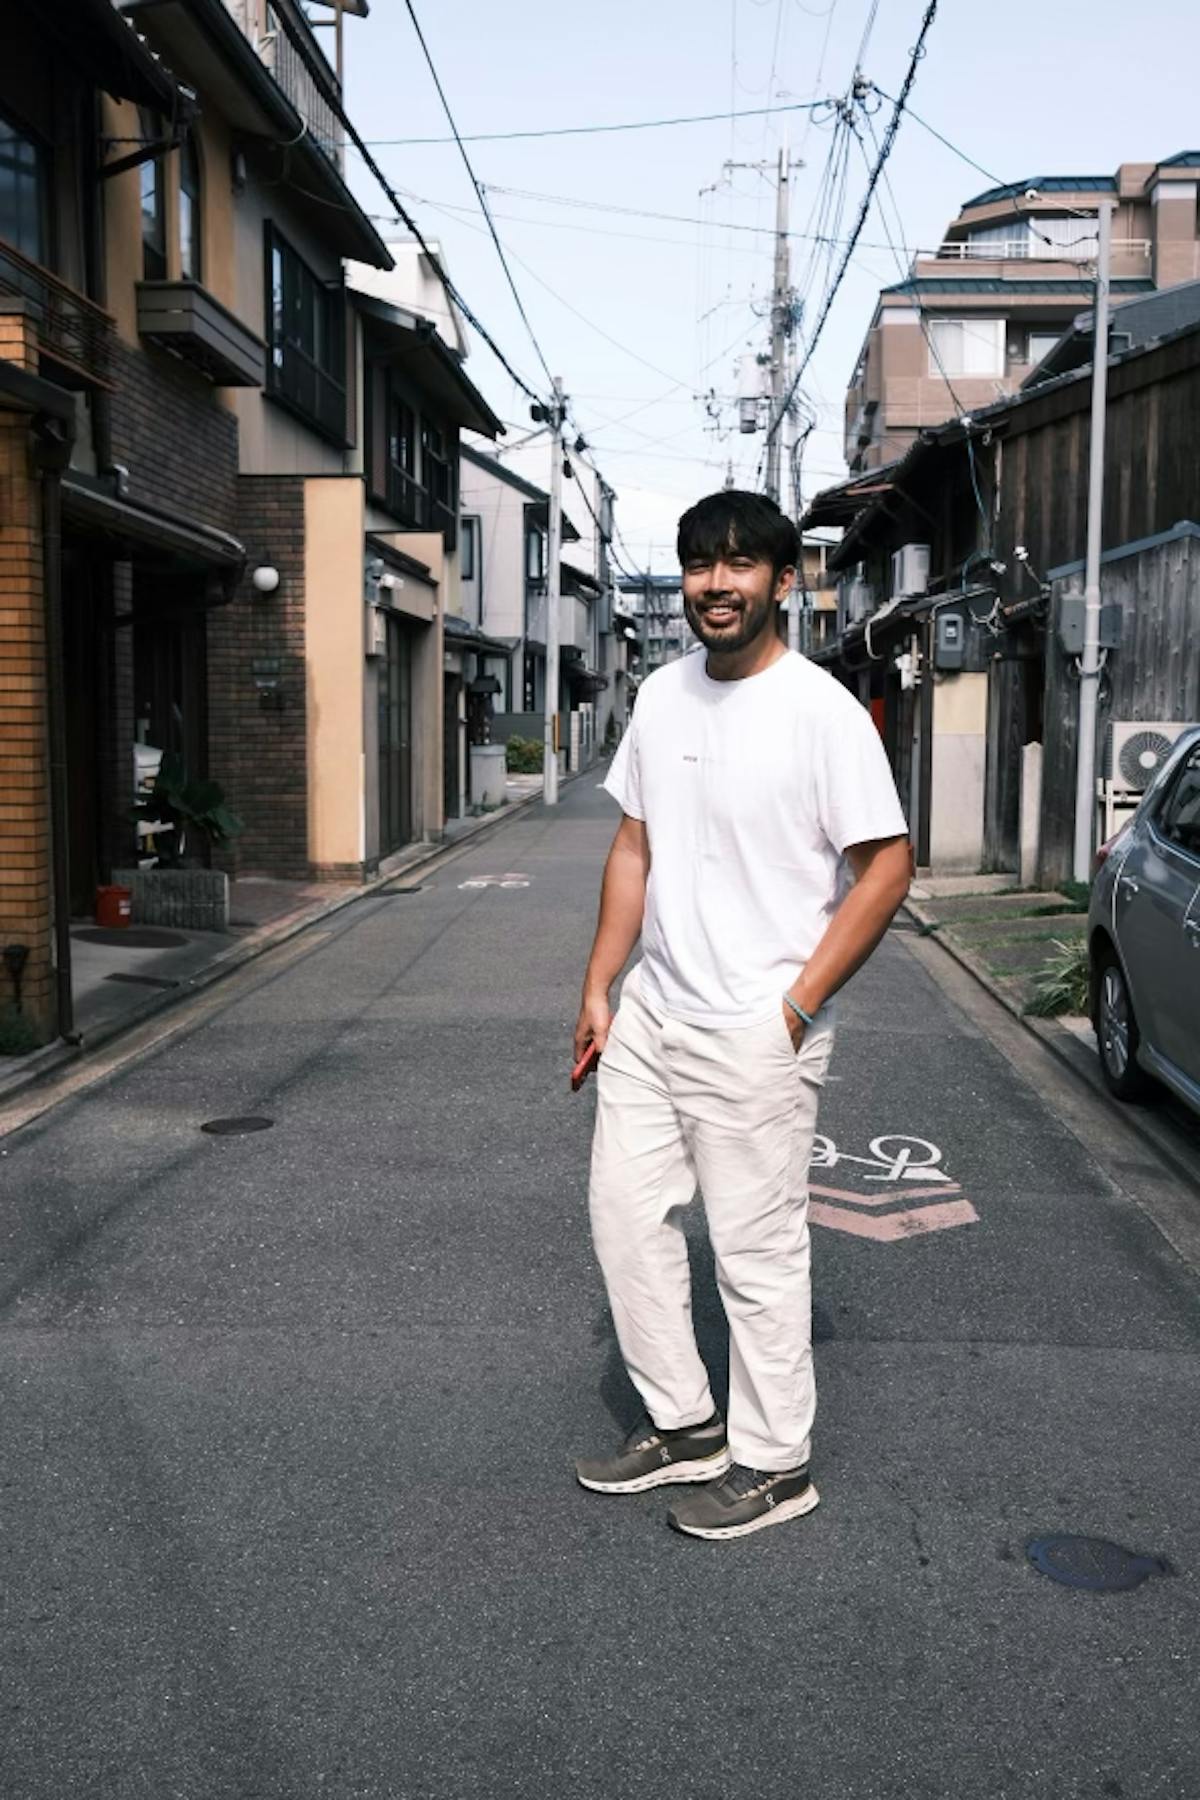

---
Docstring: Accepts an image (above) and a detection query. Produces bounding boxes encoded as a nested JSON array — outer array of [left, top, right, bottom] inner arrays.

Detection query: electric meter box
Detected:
[[933, 610, 965, 670], [1057, 592, 1123, 656]]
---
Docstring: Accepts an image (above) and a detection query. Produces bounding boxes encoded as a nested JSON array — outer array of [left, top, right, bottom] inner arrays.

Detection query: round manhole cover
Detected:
[[75, 927, 190, 949], [200, 1116, 275, 1137], [1027, 1534, 1171, 1593]]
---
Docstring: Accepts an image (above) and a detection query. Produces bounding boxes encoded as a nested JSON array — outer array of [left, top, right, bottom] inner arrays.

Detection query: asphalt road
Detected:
[[2, 775, 1197, 1800]]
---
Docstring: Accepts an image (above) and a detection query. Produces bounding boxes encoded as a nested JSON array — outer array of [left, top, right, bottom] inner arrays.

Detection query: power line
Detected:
[[766, 0, 941, 452], [359, 97, 835, 148], [401, 0, 555, 391]]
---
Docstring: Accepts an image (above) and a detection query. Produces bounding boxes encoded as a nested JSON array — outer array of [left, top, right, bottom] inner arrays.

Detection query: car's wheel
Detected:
[[1094, 947, 1152, 1101]]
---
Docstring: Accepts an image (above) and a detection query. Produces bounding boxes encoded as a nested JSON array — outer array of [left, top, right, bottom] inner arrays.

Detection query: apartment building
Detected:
[[845, 153, 1200, 472]]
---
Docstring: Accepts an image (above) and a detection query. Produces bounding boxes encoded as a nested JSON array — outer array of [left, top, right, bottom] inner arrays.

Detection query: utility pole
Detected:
[[543, 375, 566, 806], [1072, 199, 1114, 881], [764, 138, 792, 507]]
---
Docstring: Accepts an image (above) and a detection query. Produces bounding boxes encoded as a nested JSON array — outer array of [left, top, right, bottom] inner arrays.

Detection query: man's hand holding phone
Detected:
[[572, 990, 611, 1092]]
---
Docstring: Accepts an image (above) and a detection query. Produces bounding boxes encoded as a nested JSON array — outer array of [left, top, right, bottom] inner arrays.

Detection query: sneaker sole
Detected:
[[576, 1447, 732, 1495], [669, 1483, 821, 1539]]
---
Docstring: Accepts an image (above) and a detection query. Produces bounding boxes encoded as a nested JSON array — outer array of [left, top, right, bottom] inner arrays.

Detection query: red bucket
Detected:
[[95, 885, 132, 929]]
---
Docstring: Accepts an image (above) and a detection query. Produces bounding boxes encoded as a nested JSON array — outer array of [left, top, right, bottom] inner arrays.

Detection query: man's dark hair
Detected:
[[676, 490, 798, 577]]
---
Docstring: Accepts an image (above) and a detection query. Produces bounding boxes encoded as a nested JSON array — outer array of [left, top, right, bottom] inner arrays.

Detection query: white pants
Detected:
[[588, 965, 833, 1472]]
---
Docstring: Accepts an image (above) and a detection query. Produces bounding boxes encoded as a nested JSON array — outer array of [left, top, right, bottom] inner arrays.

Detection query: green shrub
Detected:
[[0, 1006, 39, 1056], [1025, 937, 1090, 1018], [506, 734, 544, 773]]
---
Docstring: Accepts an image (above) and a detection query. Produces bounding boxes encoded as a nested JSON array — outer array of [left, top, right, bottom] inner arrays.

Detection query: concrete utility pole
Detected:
[[764, 140, 792, 508], [543, 375, 566, 807], [1073, 199, 1114, 882]]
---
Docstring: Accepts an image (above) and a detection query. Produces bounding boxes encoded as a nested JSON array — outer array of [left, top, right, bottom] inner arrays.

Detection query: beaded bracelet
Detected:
[[783, 993, 818, 1029]]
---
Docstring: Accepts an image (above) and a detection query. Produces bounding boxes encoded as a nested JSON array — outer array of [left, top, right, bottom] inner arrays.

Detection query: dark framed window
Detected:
[[422, 418, 453, 515], [264, 223, 346, 442], [526, 518, 547, 583], [0, 109, 47, 263], [179, 131, 201, 281], [381, 384, 424, 524], [460, 515, 478, 582], [140, 111, 166, 280]]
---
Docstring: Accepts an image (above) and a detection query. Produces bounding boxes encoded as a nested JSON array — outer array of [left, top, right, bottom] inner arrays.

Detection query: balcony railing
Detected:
[[264, 3, 343, 168], [928, 238, 1151, 271], [385, 463, 431, 529], [0, 240, 115, 389]]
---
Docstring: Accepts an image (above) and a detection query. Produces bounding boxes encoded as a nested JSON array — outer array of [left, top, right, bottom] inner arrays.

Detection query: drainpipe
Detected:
[[34, 422, 78, 1043]]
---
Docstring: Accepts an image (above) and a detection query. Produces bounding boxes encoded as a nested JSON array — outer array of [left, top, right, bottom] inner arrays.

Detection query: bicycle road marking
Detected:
[[457, 872, 532, 889], [807, 1132, 978, 1243]]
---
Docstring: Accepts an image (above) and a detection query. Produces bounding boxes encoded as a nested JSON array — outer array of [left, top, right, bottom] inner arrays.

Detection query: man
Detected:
[[573, 490, 910, 1541]]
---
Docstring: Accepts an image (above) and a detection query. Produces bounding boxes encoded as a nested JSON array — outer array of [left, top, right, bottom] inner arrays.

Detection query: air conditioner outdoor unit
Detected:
[[891, 543, 930, 599], [1104, 721, 1189, 793]]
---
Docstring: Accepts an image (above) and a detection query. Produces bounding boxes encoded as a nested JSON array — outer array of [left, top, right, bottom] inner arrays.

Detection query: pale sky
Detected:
[[340, 0, 1199, 572]]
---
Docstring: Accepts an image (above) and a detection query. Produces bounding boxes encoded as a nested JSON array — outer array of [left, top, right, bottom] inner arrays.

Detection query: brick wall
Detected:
[[108, 338, 238, 531], [0, 407, 53, 1041], [208, 476, 310, 878]]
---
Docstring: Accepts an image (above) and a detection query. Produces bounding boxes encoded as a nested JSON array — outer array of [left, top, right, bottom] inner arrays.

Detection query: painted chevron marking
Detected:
[[810, 1196, 979, 1242]]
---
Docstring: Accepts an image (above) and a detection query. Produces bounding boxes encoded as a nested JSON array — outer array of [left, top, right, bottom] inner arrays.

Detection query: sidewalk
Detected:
[[0, 772, 551, 1103], [905, 871, 1088, 1019]]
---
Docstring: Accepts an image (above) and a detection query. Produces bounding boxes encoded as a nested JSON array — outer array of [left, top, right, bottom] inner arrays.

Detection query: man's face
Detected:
[[681, 548, 794, 655]]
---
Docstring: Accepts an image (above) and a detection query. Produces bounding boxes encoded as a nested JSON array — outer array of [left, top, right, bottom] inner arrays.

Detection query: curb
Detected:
[[0, 774, 579, 1110], [900, 897, 1200, 1193]]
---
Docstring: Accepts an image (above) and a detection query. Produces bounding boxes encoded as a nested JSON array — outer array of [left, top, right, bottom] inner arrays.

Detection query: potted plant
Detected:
[[118, 754, 243, 931], [134, 752, 242, 869]]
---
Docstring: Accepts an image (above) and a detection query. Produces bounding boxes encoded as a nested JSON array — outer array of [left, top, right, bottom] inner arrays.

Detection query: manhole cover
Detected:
[[75, 927, 190, 949], [200, 1116, 275, 1136], [1027, 1535, 1171, 1593]]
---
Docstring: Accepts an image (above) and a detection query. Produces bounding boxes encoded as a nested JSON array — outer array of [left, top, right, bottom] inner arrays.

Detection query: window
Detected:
[[178, 131, 202, 281], [388, 393, 415, 473], [140, 111, 166, 280], [265, 224, 346, 441], [1026, 330, 1060, 367], [1158, 750, 1200, 857], [422, 419, 453, 517], [0, 110, 46, 263], [526, 521, 547, 582], [927, 316, 1005, 378], [461, 515, 479, 582]]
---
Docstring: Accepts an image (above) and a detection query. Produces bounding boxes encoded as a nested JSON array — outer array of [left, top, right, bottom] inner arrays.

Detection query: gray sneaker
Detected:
[[667, 1463, 820, 1539], [576, 1412, 731, 1495]]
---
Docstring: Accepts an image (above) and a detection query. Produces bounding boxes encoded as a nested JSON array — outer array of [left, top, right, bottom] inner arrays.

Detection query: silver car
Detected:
[[1089, 724, 1200, 1112]]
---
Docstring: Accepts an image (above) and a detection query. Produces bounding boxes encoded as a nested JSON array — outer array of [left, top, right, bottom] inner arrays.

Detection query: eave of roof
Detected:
[[459, 443, 580, 538], [55, 0, 184, 113], [355, 294, 503, 438], [883, 277, 1153, 298], [139, 0, 392, 267], [960, 174, 1118, 209]]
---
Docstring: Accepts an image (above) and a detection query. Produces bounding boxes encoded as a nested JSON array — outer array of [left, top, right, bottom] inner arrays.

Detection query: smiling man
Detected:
[[573, 489, 911, 1541]]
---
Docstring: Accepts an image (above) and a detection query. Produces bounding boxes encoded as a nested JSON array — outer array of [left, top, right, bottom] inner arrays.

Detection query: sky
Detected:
[[338, 0, 1200, 573]]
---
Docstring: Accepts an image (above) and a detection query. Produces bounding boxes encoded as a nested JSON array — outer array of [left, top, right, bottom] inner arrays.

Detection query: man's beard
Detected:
[[684, 593, 777, 654]]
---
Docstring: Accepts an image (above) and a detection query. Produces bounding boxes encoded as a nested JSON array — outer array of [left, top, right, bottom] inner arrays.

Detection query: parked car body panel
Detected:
[[1089, 725, 1200, 1115]]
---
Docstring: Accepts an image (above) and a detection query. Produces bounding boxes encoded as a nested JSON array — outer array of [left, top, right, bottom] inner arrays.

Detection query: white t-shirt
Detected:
[[605, 647, 908, 1028]]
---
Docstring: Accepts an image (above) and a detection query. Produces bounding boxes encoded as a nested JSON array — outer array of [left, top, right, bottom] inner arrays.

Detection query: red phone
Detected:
[[571, 1041, 601, 1092]]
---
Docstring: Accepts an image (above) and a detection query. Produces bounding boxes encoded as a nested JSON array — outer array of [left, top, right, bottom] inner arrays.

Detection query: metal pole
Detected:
[[1072, 199, 1113, 882], [764, 140, 790, 505], [543, 376, 564, 806]]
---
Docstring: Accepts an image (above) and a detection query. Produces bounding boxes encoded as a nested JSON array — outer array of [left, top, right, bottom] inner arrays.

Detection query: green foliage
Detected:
[[1025, 937, 1090, 1018], [134, 752, 242, 866], [0, 1005, 39, 1056], [505, 734, 544, 774], [1057, 879, 1092, 912]]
